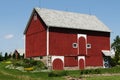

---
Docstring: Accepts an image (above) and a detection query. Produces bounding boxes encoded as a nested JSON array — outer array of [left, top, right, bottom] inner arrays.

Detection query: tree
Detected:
[[111, 35, 120, 65], [13, 53, 16, 59], [8, 54, 12, 59], [22, 54, 24, 59], [4, 52, 8, 60], [0, 52, 3, 61]]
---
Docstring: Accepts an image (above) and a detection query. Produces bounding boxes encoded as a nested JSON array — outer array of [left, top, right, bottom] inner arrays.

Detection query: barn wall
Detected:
[[86, 32, 110, 66], [25, 12, 47, 58], [49, 28, 110, 67], [64, 56, 78, 67], [49, 28, 77, 56]]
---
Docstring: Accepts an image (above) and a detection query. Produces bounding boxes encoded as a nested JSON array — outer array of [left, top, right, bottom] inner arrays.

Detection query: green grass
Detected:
[[86, 75, 120, 80], [0, 61, 65, 80]]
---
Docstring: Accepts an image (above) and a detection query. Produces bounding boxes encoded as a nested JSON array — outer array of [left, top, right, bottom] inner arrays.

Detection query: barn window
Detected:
[[34, 13, 37, 20], [40, 56, 43, 59], [72, 43, 78, 48], [87, 43, 91, 49], [75, 56, 78, 60]]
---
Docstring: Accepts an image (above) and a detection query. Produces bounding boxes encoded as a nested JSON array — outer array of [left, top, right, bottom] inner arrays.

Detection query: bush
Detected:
[[80, 69, 101, 75], [110, 58, 117, 67], [12, 59, 46, 71], [48, 71, 68, 77]]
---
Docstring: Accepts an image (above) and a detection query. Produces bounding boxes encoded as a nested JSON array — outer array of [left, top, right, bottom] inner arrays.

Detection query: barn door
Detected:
[[79, 37, 86, 55], [79, 59, 85, 70], [53, 59, 63, 70]]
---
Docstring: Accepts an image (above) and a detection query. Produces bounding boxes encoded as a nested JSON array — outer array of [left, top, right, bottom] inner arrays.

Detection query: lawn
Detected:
[[0, 61, 65, 80], [1, 60, 120, 80]]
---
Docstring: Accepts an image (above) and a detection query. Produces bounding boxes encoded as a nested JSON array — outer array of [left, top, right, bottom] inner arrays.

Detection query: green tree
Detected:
[[8, 54, 12, 59], [13, 53, 16, 59], [22, 54, 24, 59], [4, 52, 8, 60], [111, 35, 120, 65], [0, 52, 3, 61]]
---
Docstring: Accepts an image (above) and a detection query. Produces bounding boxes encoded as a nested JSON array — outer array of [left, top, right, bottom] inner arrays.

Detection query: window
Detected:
[[40, 56, 43, 59], [87, 43, 91, 48], [72, 43, 78, 48], [75, 56, 78, 60], [34, 13, 37, 20]]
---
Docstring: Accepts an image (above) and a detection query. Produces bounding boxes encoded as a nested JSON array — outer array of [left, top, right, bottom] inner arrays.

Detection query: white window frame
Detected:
[[87, 43, 91, 49], [72, 43, 78, 48]]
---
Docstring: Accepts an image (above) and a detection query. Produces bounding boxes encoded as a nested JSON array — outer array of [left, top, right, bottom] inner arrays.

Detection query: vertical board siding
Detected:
[[79, 37, 86, 55], [49, 28, 77, 56], [64, 56, 78, 67], [25, 12, 47, 58], [86, 33, 110, 66], [79, 59, 85, 70]]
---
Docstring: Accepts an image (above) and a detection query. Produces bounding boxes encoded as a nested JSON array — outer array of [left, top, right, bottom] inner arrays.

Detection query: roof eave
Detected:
[[48, 25, 111, 33]]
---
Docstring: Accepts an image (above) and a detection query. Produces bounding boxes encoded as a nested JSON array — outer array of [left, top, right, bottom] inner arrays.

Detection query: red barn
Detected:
[[24, 8, 111, 70]]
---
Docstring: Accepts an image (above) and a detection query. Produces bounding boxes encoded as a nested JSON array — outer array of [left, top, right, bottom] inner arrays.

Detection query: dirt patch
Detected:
[[65, 76, 86, 80]]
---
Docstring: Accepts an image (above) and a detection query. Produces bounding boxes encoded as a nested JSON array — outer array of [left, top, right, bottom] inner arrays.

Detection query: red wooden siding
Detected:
[[79, 59, 85, 70], [64, 56, 78, 67], [49, 28, 77, 56], [86, 33, 110, 66], [25, 12, 47, 58], [79, 37, 86, 55], [53, 59, 63, 70]]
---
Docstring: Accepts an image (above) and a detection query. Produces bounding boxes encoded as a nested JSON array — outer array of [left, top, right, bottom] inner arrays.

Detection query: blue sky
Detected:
[[0, 0, 120, 54]]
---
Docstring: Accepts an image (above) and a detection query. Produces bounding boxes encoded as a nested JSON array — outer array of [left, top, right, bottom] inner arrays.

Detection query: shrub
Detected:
[[80, 69, 101, 75], [48, 71, 68, 77]]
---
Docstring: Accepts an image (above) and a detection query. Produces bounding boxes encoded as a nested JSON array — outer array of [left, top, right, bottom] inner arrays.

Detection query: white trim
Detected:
[[86, 43, 91, 49], [52, 56, 64, 63], [47, 28, 49, 56], [77, 34, 87, 55], [78, 56, 85, 68], [77, 34, 86, 39], [78, 56, 85, 61], [72, 43, 78, 48], [46, 28, 49, 67], [102, 50, 111, 56]]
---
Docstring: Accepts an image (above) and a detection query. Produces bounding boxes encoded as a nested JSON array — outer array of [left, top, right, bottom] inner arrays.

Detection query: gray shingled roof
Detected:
[[25, 8, 111, 33]]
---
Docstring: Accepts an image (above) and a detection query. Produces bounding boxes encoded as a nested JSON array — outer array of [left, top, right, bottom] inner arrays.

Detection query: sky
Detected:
[[0, 0, 120, 54]]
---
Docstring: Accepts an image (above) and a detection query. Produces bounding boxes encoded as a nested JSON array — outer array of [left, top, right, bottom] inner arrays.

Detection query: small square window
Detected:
[[40, 56, 43, 59], [72, 43, 78, 48], [87, 44, 91, 48], [75, 56, 78, 60]]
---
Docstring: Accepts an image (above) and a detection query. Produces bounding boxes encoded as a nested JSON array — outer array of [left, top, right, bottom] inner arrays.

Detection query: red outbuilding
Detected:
[[24, 8, 112, 70]]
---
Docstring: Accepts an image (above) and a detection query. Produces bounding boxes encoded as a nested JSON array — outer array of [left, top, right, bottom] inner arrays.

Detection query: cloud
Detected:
[[4, 34, 14, 39]]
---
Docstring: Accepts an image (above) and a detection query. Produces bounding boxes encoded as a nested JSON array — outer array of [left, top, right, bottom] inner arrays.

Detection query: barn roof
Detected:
[[24, 8, 111, 34]]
